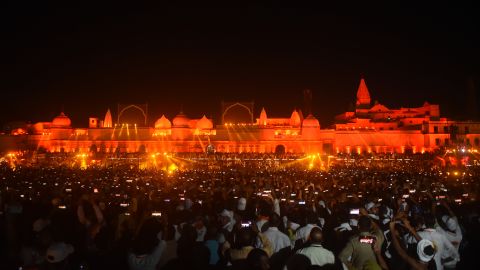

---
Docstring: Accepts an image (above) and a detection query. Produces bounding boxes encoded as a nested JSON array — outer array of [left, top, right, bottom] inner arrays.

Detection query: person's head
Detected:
[[306, 211, 318, 225], [416, 239, 436, 263], [45, 242, 74, 269], [257, 201, 271, 218], [164, 224, 176, 241], [379, 205, 392, 220], [236, 227, 255, 248], [179, 224, 197, 244], [442, 215, 458, 232], [131, 218, 161, 255], [411, 215, 425, 230], [337, 209, 350, 223], [247, 248, 270, 270], [269, 213, 281, 228], [358, 216, 372, 232], [285, 254, 311, 270], [205, 225, 219, 240], [81, 200, 96, 223], [238, 197, 247, 211], [219, 209, 233, 226], [308, 227, 323, 244], [423, 213, 436, 229], [365, 202, 379, 215], [194, 215, 205, 229]]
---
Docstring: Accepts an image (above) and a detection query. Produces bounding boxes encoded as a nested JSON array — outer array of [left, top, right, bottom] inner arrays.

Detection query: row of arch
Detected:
[[47, 143, 287, 154]]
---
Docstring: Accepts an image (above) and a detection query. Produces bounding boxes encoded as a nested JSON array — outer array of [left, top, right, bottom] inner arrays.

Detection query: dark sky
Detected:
[[1, 3, 479, 127]]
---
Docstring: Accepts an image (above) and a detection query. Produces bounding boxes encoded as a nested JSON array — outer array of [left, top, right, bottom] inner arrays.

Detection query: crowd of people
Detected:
[[0, 153, 478, 269]]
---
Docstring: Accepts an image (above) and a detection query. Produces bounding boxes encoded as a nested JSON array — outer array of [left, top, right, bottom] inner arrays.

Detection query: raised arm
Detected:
[[273, 198, 280, 216], [338, 240, 354, 270], [441, 200, 456, 218], [92, 202, 104, 224], [77, 203, 87, 225], [389, 221, 423, 270], [373, 240, 389, 270], [401, 217, 422, 242]]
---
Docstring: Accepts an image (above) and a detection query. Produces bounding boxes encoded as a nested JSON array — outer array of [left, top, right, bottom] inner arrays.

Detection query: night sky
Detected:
[[1, 3, 479, 128]]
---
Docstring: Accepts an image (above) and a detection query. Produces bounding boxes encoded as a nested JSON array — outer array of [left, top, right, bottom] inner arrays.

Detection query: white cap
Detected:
[[237, 197, 247, 211], [289, 222, 300, 231], [220, 209, 233, 220], [318, 200, 326, 208], [334, 223, 352, 232], [365, 202, 379, 211], [46, 242, 74, 263], [417, 239, 435, 263]]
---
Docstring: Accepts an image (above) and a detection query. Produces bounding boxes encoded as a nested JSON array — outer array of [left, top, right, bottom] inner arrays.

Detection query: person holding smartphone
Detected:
[[263, 213, 291, 254], [221, 225, 273, 265], [339, 215, 385, 270], [294, 211, 321, 248]]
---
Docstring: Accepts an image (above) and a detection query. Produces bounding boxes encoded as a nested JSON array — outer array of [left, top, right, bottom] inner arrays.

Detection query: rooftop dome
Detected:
[[196, 115, 213, 130], [290, 109, 301, 126], [51, 112, 71, 128], [155, 115, 172, 129], [172, 112, 190, 127], [302, 114, 320, 128]]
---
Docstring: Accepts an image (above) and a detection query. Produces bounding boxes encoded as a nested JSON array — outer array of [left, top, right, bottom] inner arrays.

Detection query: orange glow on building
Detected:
[[2, 77, 480, 155]]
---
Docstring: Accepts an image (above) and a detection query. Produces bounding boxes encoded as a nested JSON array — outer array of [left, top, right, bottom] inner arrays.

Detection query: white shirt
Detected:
[[436, 219, 462, 267], [418, 228, 460, 270], [295, 224, 319, 243], [256, 219, 269, 232], [196, 226, 207, 242], [436, 218, 462, 252], [296, 244, 335, 267], [263, 227, 291, 253]]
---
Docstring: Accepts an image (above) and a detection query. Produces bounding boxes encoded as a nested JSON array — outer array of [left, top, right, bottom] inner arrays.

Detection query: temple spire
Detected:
[[104, 109, 113, 128], [356, 76, 371, 107], [259, 107, 267, 126]]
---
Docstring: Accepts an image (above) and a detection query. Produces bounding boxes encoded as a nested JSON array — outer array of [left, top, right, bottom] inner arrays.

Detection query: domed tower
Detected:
[[51, 112, 72, 128], [172, 112, 190, 127], [155, 115, 172, 129], [50, 112, 73, 142], [257, 107, 274, 140], [171, 112, 192, 142], [302, 114, 320, 128], [196, 115, 213, 130], [290, 109, 301, 127], [302, 114, 321, 140]]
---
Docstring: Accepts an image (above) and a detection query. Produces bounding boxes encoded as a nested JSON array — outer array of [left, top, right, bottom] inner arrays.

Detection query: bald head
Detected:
[[309, 227, 323, 244]]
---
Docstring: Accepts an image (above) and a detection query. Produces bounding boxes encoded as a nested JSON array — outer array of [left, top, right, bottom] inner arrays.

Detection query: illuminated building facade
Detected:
[[3, 78, 480, 154]]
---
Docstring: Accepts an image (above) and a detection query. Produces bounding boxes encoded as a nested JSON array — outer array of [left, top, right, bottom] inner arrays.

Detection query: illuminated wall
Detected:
[[4, 78, 480, 155]]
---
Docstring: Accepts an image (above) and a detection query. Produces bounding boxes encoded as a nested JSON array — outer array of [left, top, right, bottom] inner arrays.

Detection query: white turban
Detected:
[[417, 239, 435, 263]]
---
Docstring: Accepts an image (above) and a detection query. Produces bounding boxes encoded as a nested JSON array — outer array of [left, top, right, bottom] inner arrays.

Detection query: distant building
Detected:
[[2, 78, 479, 154]]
